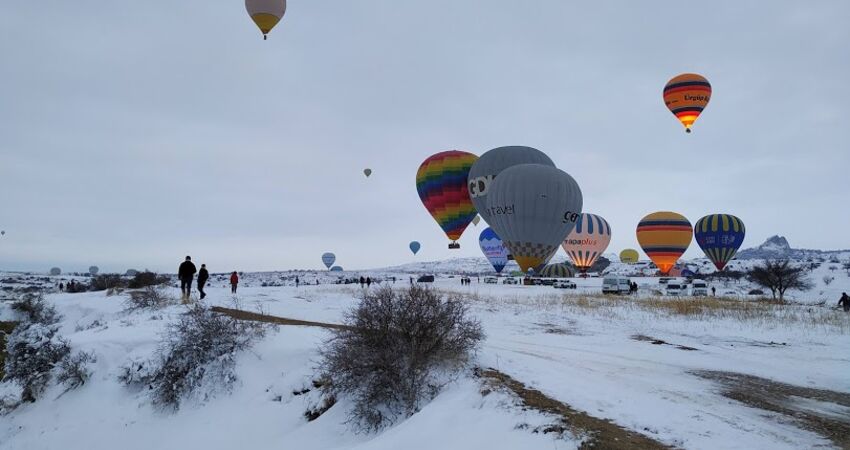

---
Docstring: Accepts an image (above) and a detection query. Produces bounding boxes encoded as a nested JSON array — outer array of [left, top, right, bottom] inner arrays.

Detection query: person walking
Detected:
[[230, 271, 239, 294], [197, 264, 209, 300], [178, 256, 197, 300], [711, 286, 716, 296], [295, 276, 300, 287], [59, 282, 64, 292], [839, 292, 850, 312], [359, 276, 365, 287], [366, 277, 372, 288]]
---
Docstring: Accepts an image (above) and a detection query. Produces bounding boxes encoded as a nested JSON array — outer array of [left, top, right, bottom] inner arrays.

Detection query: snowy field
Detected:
[[1, 272, 849, 450]]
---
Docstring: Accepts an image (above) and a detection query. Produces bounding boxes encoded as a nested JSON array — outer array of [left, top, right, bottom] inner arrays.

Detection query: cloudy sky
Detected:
[[1, 1, 848, 273]]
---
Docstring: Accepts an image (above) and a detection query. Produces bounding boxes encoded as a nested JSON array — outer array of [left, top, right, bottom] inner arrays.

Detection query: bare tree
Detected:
[[747, 260, 813, 301]]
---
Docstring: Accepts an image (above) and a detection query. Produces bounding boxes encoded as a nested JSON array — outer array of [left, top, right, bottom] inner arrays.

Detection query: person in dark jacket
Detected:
[[197, 264, 209, 299], [366, 277, 372, 287], [178, 256, 197, 299], [230, 271, 239, 294], [359, 276, 365, 287], [839, 293, 850, 312]]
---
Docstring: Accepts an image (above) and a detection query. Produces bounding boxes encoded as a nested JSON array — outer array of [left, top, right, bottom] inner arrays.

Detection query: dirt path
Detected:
[[693, 370, 850, 449], [211, 306, 353, 331], [476, 367, 675, 450]]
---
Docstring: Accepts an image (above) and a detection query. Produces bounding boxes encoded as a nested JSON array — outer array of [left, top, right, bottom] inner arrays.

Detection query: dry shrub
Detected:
[[124, 287, 174, 310], [319, 286, 483, 432]]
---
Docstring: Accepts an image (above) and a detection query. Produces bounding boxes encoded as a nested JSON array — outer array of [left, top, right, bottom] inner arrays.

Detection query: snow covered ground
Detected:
[[1, 272, 849, 449]]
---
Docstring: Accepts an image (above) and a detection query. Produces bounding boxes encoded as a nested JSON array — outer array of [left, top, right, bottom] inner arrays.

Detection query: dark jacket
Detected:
[[178, 261, 197, 280], [198, 268, 209, 283], [230, 273, 239, 285]]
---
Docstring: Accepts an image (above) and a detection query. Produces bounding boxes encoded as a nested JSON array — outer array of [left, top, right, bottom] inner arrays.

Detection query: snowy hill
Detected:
[[737, 235, 850, 261]]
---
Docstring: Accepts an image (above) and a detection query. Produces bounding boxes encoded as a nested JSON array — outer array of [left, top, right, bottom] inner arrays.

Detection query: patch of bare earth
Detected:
[[210, 306, 352, 331], [692, 370, 850, 449], [476, 367, 675, 450], [631, 334, 698, 351]]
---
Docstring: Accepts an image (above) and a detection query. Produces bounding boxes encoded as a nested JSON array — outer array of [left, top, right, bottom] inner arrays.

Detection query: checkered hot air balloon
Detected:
[[416, 151, 478, 249], [694, 214, 745, 271]]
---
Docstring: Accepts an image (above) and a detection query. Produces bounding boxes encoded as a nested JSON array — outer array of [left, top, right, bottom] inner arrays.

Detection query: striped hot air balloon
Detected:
[[416, 151, 478, 249], [663, 73, 711, 133], [636, 211, 692, 275], [694, 214, 745, 271], [538, 263, 575, 278], [561, 213, 611, 273], [619, 249, 639, 264]]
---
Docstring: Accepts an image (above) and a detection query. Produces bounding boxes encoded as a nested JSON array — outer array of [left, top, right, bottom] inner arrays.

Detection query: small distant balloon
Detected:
[[321, 252, 336, 269], [330, 266, 343, 272], [245, 0, 286, 40], [619, 249, 639, 264], [125, 269, 138, 276], [663, 73, 711, 133], [472, 215, 481, 226], [49, 267, 61, 276], [409, 241, 421, 255], [364, 168, 372, 178], [89, 266, 99, 275], [1, 230, 5, 236]]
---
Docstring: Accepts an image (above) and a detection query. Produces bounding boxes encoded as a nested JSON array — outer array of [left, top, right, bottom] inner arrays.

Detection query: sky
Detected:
[[1, 1, 849, 274]]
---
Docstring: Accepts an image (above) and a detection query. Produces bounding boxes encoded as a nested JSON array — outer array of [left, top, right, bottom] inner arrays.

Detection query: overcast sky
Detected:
[[1, 1, 848, 274]]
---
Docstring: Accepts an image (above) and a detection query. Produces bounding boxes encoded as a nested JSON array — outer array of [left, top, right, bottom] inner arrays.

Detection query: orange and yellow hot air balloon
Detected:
[[636, 211, 693, 275], [245, 0, 286, 40], [663, 73, 711, 133]]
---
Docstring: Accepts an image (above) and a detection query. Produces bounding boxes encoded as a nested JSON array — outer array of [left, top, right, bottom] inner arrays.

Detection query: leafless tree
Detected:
[[747, 260, 813, 301]]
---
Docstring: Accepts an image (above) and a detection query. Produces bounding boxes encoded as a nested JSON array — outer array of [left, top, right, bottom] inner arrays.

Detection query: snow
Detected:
[[1, 268, 849, 449]]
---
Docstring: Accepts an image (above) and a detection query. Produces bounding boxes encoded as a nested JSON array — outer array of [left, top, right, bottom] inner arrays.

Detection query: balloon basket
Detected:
[[448, 242, 460, 249]]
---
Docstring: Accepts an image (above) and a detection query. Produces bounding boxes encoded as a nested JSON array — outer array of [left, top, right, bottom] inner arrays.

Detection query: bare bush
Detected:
[[319, 286, 483, 432], [3, 323, 71, 402], [124, 287, 174, 310], [10, 294, 59, 325], [127, 271, 170, 289], [119, 305, 266, 410], [90, 274, 125, 291], [56, 350, 96, 392]]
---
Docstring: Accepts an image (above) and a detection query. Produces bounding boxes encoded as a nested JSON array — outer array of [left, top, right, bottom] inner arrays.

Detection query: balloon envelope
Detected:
[[330, 266, 343, 272], [468, 146, 555, 226], [50, 267, 61, 276], [409, 241, 421, 255], [561, 213, 611, 273], [364, 168, 372, 177], [478, 227, 509, 274], [636, 211, 692, 275], [486, 164, 583, 273], [694, 214, 745, 271], [245, 0, 286, 38], [88, 266, 99, 275], [538, 263, 575, 278], [321, 252, 336, 269], [416, 151, 478, 246], [619, 249, 639, 264], [663, 73, 711, 133]]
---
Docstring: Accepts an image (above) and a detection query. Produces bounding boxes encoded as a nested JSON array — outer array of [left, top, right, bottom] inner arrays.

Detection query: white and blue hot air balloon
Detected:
[[321, 252, 336, 270], [478, 227, 509, 274]]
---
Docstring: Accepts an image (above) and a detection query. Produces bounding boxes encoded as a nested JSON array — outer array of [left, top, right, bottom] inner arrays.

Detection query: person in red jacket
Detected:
[[230, 271, 239, 294]]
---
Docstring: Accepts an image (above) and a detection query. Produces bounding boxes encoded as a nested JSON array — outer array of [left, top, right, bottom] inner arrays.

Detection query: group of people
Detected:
[[359, 276, 372, 287], [178, 256, 240, 300], [459, 277, 474, 285], [58, 280, 80, 292]]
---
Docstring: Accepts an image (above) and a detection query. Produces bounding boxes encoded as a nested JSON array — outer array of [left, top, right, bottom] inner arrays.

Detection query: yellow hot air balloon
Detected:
[[245, 0, 287, 40], [636, 211, 693, 275], [619, 248, 639, 264], [663, 73, 711, 133]]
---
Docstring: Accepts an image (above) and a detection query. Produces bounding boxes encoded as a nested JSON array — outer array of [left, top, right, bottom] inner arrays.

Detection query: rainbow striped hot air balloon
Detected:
[[561, 213, 611, 273], [694, 214, 745, 271], [416, 151, 478, 249], [636, 211, 693, 275], [663, 73, 711, 133]]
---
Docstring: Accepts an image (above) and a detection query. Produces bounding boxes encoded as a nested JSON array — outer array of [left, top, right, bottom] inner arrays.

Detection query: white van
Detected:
[[666, 281, 685, 296], [603, 276, 631, 294], [691, 280, 708, 296]]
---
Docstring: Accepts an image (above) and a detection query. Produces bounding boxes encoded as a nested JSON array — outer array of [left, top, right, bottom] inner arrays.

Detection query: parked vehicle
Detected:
[[659, 277, 674, 285], [554, 280, 577, 289], [666, 281, 685, 296], [691, 280, 708, 296], [502, 277, 518, 285], [602, 276, 631, 294], [417, 275, 435, 283], [484, 277, 498, 284], [540, 278, 557, 286]]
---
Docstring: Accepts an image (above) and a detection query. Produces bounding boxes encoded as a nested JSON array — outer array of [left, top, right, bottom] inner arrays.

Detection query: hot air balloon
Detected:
[[245, 0, 286, 40], [364, 168, 372, 178], [694, 214, 745, 271], [479, 227, 509, 274], [561, 213, 611, 273], [330, 266, 344, 272], [619, 249, 639, 264], [663, 73, 711, 133], [1, 230, 5, 236], [50, 267, 61, 276], [468, 146, 555, 226], [472, 215, 481, 226], [321, 252, 336, 269], [486, 164, 583, 273], [538, 263, 575, 278], [636, 211, 693, 275], [416, 151, 478, 249], [89, 266, 99, 276], [409, 241, 421, 255]]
